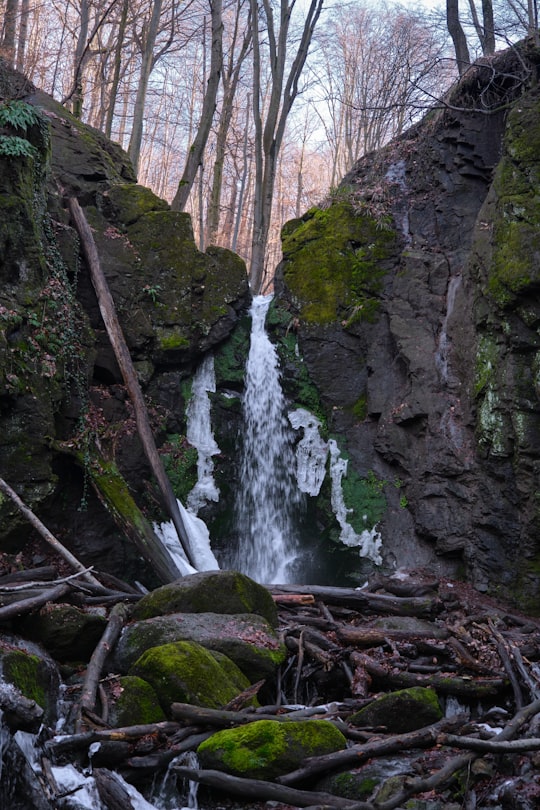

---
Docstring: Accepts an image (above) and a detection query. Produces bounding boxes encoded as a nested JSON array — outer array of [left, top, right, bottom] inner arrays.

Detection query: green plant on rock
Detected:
[[160, 434, 198, 502], [340, 466, 387, 533], [0, 101, 45, 161]]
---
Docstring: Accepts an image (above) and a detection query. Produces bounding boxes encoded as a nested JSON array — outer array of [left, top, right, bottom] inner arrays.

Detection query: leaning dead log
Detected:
[[0, 477, 102, 587], [357, 654, 506, 698], [94, 769, 137, 810], [66, 196, 195, 576], [277, 715, 465, 785], [173, 766, 367, 809], [77, 602, 130, 730]]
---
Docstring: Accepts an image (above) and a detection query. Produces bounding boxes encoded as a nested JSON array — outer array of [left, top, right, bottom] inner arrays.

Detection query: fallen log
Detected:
[[0, 566, 58, 586], [338, 624, 449, 646], [0, 582, 71, 621], [270, 584, 441, 618], [277, 715, 465, 785], [439, 733, 540, 753], [170, 702, 338, 728], [0, 477, 102, 587], [358, 654, 507, 698], [46, 721, 181, 757], [173, 766, 370, 809], [77, 602, 130, 730]]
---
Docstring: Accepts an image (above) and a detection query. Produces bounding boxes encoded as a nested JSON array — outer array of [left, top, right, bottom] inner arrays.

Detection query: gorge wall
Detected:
[[276, 43, 540, 610], [1, 43, 540, 610]]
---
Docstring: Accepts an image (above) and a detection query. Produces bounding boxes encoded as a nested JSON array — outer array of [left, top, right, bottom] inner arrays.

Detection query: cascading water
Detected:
[[233, 295, 303, 583]]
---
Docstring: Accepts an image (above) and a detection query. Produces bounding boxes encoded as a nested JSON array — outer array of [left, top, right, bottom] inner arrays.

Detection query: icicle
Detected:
[[186, 355, 220, 514], [288, 408, 328, 496], [328, 440, 382, 564]]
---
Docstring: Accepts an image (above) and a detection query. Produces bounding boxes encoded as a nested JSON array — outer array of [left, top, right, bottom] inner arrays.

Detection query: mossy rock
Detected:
[[108, 676, 166, 727], [116, 612, 285, 681], [129, 640, 251, 712], [0, 644, 60, 724], [281, 202, 398, 325], [349, 686, 442, 733], [131, 570, 278, 627], [104, 183, 169, 226], [198, 718, 346, 780], [316, 757, 412, 801], [19, 603, 107, 662]]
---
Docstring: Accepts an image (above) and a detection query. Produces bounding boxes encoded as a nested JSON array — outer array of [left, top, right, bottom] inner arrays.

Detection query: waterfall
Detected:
[[436, 274, 461, 384], [234, 295, 303, 584]]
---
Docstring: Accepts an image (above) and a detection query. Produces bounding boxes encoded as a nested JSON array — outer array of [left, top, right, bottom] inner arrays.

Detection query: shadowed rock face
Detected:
[[276, 46, 540, 609], [0, 59, 249, 583]]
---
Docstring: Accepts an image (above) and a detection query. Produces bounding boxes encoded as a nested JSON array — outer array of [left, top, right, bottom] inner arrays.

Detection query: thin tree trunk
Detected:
[[0, 477, 102, 587], [105, 0, 129, 139], [171, 0, 223, 211], [66, 196, 197, 574], [1, 0, 19, 65], [15, 0, 29, 71], [447, 0, 471, 75], [128, 0, 163, 174]]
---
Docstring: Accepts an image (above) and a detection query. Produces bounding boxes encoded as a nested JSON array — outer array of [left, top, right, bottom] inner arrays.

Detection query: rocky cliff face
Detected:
[[277, 44, 540, 610], [0, 61, 249, 584]]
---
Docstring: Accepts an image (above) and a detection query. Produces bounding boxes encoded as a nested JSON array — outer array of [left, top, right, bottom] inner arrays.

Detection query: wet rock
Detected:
[[115, 611, 285, 681], [349, 686, 443, 733], [131, 570, 278, 627]]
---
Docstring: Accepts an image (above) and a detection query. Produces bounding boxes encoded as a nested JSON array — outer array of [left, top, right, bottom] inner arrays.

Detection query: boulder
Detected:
[[107, 675, 166, 727], [19, 604, 107, 662], [131, 570, 278, 627], [349, 686, 442, 733], [0, 637, 60, 726], [129, 640, 252, 712], [115, 611, 285, 681], [197, 718, 347, 780]]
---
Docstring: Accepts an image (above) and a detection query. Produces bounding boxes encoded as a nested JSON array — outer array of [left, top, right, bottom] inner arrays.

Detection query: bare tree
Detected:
[[447, 0, 471, 74], [249, 0, 324, 293], [171, 0, 223, 212]]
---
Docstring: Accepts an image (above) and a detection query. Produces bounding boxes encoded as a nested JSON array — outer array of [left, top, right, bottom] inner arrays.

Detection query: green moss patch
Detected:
[[197, 719, 346, 779], [109, 675, 166, 726], [129, 640, 250, 711], [349, 686, 442, 733], [281, 203, 397, 325]]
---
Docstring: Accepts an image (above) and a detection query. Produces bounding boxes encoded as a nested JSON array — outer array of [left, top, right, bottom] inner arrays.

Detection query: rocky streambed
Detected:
[[1, 560, 540, 810]]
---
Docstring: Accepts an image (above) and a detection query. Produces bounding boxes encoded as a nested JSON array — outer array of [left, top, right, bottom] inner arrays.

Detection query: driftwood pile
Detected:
[[2, 561, 540, 808]]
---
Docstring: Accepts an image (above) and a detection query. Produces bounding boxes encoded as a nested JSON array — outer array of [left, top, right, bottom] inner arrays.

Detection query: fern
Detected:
[[0, 101, 41, 132], [0, 134, 37, 159]]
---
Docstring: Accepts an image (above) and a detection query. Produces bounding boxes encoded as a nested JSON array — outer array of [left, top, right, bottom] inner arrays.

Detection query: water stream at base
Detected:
[[232, 294, 303, 584]]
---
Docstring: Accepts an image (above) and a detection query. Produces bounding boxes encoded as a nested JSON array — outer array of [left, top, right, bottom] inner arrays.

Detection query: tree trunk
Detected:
[[66, 197, 197, 575], [128, 0, 163, 174], [105, 0, 129, 139], [1, 0, 19, 66], [447, 0, 471, 75], [171, 0, 223, 211], [248, 0, 323, 293]]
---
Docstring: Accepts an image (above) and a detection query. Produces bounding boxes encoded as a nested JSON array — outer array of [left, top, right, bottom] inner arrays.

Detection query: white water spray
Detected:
[[234, 295, 303, 583]]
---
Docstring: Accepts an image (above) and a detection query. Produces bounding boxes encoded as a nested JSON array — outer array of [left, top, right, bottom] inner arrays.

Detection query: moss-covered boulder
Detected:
[[116, 612, 285, 681], [131, 570, 278, 627], [129, 640, 251, 712], [19, 604, 107, 662], [197, 719, 347, 780], [316, 756, 413, 801], [348, 687, 442, 733], [0, 640, 60, 725], [107, 675, 166, 727]]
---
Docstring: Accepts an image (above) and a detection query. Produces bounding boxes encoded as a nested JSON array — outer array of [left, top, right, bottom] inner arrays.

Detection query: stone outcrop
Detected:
[[0, 59, 249, 583], [276, 43, 540, 608]]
